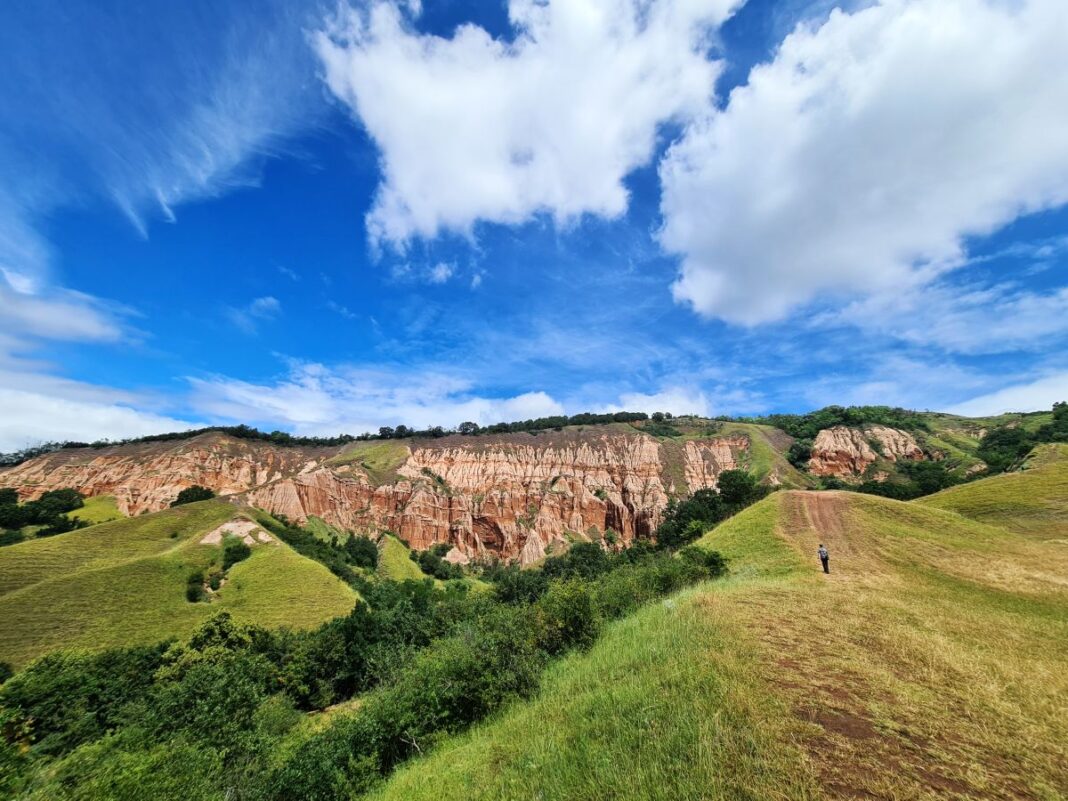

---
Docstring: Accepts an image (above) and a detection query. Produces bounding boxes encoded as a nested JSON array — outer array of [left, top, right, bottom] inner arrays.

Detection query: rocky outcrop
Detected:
[[682, 436, 749, 489], [0, 430, 753, 565], [0, 434, 324, 515], [808, 425, 924, 479]]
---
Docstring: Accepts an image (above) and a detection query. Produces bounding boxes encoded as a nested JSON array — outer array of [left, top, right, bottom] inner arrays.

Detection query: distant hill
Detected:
[[919, 442, 1068, 539], [0, 500, 357, 668]]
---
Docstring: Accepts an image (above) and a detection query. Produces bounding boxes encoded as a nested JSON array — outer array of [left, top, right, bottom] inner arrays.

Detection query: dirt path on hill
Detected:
[[779, 491, 886, 580], [713, 491, 1054, 800]]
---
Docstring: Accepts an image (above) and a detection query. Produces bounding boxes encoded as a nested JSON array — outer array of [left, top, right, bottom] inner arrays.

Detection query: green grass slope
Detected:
[[919, 443, 1068, 539], [365, 488, 1067, 801], [0, 501, 357, 668], [68, 495, 123, 526], [375, 533, 430, 582]]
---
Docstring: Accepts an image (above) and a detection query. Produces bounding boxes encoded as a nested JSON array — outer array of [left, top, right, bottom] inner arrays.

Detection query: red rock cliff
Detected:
[[0, 430, 753, 564]]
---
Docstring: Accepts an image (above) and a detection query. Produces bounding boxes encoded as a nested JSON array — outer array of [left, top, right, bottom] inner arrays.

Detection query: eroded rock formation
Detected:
[[808, 425, 924, 479], [0, 430, 754, 564]]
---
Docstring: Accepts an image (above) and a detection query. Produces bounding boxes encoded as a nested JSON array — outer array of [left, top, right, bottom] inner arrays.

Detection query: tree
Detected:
[[171, 486, 216, 507], [378, 427, 395, 439], [0, 488, 18, 506], [717, 470, 766, 508], [458, 422, 480, 436], [344, 534, 378, 570]]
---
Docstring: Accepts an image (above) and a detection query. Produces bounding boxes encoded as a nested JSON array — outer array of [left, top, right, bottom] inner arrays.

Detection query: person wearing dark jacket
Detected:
[[818, 544, 830, 573]]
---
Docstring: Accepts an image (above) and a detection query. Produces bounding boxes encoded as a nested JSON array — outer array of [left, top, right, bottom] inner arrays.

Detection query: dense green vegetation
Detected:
[[0, 488, 89, 545], [409, 543, 463, 580], [172, 485, 216, 506], [747, 405, 931, 441], [976, 401, 1068, 472], [821, 459, 961, 500], [654, 469, 769, 549]]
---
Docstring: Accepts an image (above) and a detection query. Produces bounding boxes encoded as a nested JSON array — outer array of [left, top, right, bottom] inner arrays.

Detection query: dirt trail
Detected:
[[779, 491, 888, 581]]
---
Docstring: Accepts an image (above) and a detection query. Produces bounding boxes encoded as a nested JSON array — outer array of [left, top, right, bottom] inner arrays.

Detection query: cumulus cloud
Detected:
[[315, 0, 738, 247], [659, 0, 1068, 324], [427, 262, 454, 285], [949, 372, 1068, 417], [188, 361, 565, 435]]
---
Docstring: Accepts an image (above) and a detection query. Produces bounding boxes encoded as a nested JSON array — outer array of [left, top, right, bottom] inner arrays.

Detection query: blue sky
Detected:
[[1, 0, 1067, 449]]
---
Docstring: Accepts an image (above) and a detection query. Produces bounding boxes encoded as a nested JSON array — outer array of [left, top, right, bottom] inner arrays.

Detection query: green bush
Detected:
[[186, 570, 206, 603], [171, 485, 216, 507], [0, 529, 26, 547], [535, 580, 599, 655], [222, 535, 252, 570], [344, 533, 378, 569], [0, 645, 166, 757]]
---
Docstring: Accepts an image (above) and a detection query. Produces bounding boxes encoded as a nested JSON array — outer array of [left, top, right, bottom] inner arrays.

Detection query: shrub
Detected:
[[0, 645, 166, 757], [186, 570, 206, 603], [535, 580, 599, 656], [0, 662, 12, 684], [344, 533, 378, 569], [411, 543, 463, 580], [222, 535, 252, 570], [171, 485, 216, 507], [0, 529, 26, 547]]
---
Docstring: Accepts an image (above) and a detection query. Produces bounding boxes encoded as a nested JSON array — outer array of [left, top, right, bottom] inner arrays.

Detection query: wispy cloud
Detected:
[[188, 360, 566, 435], [950, 371, 1068, 416], [227, 296, 282, 334], [0, 0, 321, 286]]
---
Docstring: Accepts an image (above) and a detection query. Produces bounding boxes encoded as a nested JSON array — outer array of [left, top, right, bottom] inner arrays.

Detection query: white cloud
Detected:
[[659, 0, 1068, 324], [0, 2, 318, 286], [188, 361, 565, 434], [0, 385, 194, 452], [949, 372, 1068, 417], [607, 386, 712, 417], [427, 262, 454, 284], [315, 0, 738, 247], [0, 282, 125, 344], [227, 296, 282, 333], [829, 282, 1068, 354]]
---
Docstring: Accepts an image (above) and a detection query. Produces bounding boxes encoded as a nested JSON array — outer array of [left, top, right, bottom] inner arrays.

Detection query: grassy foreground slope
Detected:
[[919, 443, 1068, 539], [370, 485, 1068, 800], [0, 501, 357, 668]]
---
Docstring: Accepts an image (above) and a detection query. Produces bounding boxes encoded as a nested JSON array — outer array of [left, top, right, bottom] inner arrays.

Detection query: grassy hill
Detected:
[[375, 533, 431, 582], [362, 482, 1068, 800], [68, 495, 123, 526], [919, 443, 1068, 539], [0, 500, 358, 668]]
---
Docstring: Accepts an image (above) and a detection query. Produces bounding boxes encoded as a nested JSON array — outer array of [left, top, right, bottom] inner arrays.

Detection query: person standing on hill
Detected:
[[818, 544, 830, 574]]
